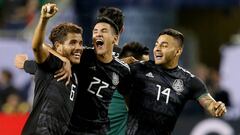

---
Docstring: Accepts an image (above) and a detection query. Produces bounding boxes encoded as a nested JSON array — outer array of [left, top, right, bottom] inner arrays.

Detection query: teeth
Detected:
[[96, 39, 104, 46], [155, 55, 162, 60], [96, 39, 103, 42], [155, 54, 162, 57], [74, 53, 81, 57]]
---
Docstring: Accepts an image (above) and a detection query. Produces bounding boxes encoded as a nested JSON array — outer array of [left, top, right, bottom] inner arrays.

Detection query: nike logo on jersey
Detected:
[[145, 72, 154, 78]]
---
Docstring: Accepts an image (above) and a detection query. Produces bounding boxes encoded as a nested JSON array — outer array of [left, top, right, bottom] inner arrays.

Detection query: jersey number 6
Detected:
[[70, 84, 76, 101]]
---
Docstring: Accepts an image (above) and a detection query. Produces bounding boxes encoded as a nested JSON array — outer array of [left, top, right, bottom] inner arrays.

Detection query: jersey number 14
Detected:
[[156, 84, 171, 104]]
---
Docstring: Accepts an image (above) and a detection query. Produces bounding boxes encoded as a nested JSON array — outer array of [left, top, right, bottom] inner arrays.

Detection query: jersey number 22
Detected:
[[88, 77, 109, 98]]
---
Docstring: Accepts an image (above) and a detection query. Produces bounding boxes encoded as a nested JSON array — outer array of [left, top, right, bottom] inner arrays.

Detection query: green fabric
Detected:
[[0, 0, 3, 9], [39, 0, 55, 6], [197, 92, 209, 100], [107, 90, 128, 135]]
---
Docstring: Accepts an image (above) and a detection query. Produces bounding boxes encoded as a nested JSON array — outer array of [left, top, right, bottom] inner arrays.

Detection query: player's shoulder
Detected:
[[38, 54, 63, 72], [113, 57, 130, 71], [175, 66, 207, 89], [131, 60, 153, 69], [83, 47, 94, 55], [177, 66, 195, 78], [81, 47, 95, 62]]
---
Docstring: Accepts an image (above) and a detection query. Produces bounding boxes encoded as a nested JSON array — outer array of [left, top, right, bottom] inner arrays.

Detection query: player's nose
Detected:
[[76, 44, 83, 51]]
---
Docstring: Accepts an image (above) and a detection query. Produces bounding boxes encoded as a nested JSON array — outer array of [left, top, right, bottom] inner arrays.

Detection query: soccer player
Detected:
[[55, 7, 129, 135], [61, 15, 131, 135], [124, 28, 227, 135], [96, 7, 131, 135], [108, 41, 150, 135], [18, 3, 83, 135]]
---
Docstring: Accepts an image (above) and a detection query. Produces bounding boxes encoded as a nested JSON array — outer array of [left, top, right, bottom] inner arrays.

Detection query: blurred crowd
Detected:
[[0, 69, 31, 114], [193, 64, 231, 107], [0, 0, 39, 30]]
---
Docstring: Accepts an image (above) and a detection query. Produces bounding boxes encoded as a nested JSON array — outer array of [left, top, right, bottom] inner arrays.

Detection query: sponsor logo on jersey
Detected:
[[145, 72, 154, 78], [112, 72, 119, 86], [172, 79, 184, 94]]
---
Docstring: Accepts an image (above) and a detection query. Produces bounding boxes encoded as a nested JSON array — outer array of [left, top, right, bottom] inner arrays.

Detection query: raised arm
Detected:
[[32, 3, 58, 63], [198, 93, 227, 117]]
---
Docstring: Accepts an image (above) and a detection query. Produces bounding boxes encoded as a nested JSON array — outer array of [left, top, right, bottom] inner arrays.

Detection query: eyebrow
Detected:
[[160, 41, 168, 45], [93, 27, 108, 31]]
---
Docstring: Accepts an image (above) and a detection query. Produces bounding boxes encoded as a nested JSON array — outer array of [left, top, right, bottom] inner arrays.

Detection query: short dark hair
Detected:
[[159, 28, 184, 47], [49, 23, 83, 46], [95, 16, 119, 34], [119, 41, 149, 60], [98, 7, 124, 33]]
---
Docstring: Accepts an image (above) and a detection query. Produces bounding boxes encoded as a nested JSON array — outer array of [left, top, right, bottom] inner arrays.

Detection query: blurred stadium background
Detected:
[[0, 0, 239, 134]]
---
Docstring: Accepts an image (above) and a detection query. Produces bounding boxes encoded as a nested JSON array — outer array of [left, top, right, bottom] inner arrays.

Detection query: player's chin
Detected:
[[95, 49, 105, 55], [70, 57, 80, 64], [154, 59, 164, 65]]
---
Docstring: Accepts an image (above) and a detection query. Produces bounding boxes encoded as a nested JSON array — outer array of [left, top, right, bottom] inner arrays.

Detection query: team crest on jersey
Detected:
[[172, 79, 184, 94], [112, 72, 119, 86]]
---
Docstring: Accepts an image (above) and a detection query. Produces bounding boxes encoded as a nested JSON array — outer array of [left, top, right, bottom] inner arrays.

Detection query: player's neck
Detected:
[[161, 60, 178, 69], [97, 53, 113, 63]]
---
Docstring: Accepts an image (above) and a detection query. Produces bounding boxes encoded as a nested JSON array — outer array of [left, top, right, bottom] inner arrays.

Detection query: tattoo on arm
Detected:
[[198, 93, 216, 115]]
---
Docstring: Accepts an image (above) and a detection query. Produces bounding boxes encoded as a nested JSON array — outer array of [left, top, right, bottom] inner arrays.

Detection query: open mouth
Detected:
[[96, 39, 104, 47]]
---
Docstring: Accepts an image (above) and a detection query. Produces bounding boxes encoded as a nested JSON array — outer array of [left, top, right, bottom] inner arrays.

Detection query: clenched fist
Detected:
[[41, 3, 58, 19], [212, 101, 227, 117], [15, 54, 28, 69]]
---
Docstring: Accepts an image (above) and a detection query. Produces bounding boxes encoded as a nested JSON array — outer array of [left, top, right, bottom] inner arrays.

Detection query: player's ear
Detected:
[[55, 41, 63, 53], [175, 47, 182, 57], [112, 34, 118, 45]]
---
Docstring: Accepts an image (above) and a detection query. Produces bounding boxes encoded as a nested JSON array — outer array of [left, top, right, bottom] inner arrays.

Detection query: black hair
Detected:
[[98, 7, 124, 33], [119, 41, 149, 60], [95, 16, 119, 34], [159, 28, 184, 47], [49, 23, 83, 46]]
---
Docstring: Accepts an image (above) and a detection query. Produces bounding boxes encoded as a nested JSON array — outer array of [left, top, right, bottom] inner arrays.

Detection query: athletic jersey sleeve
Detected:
[[72, 48, 94, 71], [189, 76, 209, 100], [81, 49, 95, 64], [24, 60, 37, 75], [117, 69, 132, 96], [37, 54, 63, 72], [117, 62, 139, 96]]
